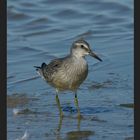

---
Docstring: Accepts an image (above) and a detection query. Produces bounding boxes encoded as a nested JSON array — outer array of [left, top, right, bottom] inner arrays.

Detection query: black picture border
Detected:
[[134, 0, 140, 140], [0, 0, 7, 139]]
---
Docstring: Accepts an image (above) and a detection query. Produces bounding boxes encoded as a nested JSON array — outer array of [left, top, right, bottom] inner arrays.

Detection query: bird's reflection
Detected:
[[55, 114, 94, 140]]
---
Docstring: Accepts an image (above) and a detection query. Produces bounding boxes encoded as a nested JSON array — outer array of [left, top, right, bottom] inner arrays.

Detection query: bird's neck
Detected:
[[71, 53, 86, 60], [70, 54, 87, 66]]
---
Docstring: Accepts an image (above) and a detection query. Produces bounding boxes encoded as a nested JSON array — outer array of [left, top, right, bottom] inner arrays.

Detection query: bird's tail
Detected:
[[34, 63, 47, 70], [34, 63, 47, 80]]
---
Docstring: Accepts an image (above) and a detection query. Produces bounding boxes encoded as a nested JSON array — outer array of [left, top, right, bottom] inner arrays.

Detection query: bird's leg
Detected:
[[74, 92, 83, 119], [57, 114, 63, 132], [55, 91, 64, 117]]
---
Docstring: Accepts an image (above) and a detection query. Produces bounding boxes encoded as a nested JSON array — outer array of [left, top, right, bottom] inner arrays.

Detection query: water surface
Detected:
[[7, 0, 134, 139]]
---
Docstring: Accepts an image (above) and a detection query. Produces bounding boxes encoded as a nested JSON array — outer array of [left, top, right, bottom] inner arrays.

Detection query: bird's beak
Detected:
[[89, 51, 102, 61]]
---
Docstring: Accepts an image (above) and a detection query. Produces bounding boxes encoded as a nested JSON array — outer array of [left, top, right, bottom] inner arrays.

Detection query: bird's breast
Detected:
[[52, 57, 88, 91], [69, 59, 88, 88]]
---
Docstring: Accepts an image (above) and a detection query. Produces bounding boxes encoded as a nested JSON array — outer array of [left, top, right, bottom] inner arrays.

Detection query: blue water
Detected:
[[7, 0, 134, 140]]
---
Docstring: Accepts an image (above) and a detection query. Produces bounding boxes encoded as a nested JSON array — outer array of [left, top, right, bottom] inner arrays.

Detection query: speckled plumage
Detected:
[[35, 39, 102, 92], [41, 55, 88, 91]]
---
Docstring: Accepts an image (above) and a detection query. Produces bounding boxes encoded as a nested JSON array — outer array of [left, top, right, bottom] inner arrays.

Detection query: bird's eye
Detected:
[[81, 45, 84, 48], [53, 64, 58, 67]]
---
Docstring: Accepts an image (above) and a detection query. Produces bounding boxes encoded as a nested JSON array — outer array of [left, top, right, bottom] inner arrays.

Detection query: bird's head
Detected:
[[71, 39, 102, 61]]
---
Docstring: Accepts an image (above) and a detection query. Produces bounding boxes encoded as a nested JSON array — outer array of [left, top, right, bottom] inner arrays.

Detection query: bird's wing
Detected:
[[47, 59, 63, 69], [41, 58, 64, 82]]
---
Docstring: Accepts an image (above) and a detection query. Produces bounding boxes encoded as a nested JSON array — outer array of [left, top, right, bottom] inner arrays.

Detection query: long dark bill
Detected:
[[89, 51, 102, 61]]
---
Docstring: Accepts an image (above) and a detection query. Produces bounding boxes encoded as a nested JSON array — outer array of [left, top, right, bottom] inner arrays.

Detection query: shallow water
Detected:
[[7, 0, 134, 140]]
